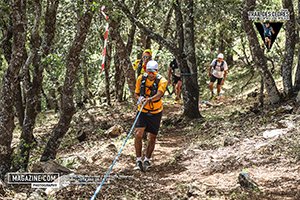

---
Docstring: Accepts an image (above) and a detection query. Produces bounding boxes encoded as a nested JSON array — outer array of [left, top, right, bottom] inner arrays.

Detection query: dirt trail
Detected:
[[55, 98, 300, 200], [7, 98, 299, 200]]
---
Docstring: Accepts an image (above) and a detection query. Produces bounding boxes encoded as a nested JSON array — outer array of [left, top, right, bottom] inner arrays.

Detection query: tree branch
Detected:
[[113, 0, 177, 54]]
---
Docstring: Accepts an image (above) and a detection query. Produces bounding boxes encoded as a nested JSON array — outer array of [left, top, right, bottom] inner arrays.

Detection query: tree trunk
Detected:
[[41, 0, 60, 111], [114, 0, 202, 119], [114, 51, 125, 102], [0, 0, 13, 63], [109, 1, 139, 102], [43, 0, 59, 56], [294, 1, 300, 92], [259, 74, 264, 107], [224, 36, 234, 66], [14, 47, 27, 128], [126, 24, 137, 56], [210, 31, 217, 53], [174, 1, 198, 119], [218, 38, 225, 53], [155, 7, 173, 60], [0, 0, 27, 179], [41, 2, 94, 161], [0, 4, 25, 128], [110, 19, 136, 100], [125, 1, 140, 54], [173, 0, 200, 118], [104, 42, 111, 105], [15, 0, 59, 170], [182, 0, 202, 118], [295, 47, 300, 91], [141, 34, 151, 49], [82, 59, 92, 104], [281, 0, 296, 96], [112, 1, 140, 102], [242, 0, 281, 104], [14, 81, 25, 126], [16, 0, 42, 170], [42, 87, 59, 111], [75, 77, 83, 108]]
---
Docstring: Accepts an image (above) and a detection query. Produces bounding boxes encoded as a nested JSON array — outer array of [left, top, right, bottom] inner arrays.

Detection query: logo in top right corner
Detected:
[[254, 21, 283, 51], [248, 9, 290, 52]]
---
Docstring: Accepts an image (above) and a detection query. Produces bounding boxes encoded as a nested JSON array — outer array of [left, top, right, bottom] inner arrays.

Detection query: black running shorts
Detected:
[[135, 111, 163, 135], [172, 75, 181, 84], [210, 75, 223, 85]]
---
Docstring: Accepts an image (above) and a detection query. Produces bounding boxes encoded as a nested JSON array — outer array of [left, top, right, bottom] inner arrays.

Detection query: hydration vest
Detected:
[[140, 73, 162, 100], [213, 60, 225, 71], [138, 73, 164, 113]]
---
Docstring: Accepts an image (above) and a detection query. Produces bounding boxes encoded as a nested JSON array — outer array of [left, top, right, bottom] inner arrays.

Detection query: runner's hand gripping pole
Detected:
[[90, 101, 147, 200], [137, 96, 145, 105]]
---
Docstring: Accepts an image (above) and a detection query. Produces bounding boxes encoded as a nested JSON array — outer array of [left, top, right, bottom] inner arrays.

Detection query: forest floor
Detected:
[[2, 94, 300, 200]]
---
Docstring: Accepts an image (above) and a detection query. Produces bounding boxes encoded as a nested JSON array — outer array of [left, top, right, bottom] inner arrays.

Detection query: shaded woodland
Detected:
[[0, 0, 300, 199]]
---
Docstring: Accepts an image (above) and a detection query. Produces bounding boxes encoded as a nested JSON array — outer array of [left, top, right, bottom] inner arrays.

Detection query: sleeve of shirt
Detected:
[[224, 61, 229, 71], [135, 75, 142, 94], [132, 63, 137, 71], [132, 59, 140, 71], [158, 77, 168, 94], [210, 59, 216, 66]]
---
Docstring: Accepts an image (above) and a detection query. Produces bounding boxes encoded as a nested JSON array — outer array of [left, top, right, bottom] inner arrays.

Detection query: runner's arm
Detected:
[[135, 75, 142, 101], [271, 27, 275, 34], [222, 70, 228, 84], [144, 78, 167, 102], [208, 65, 212, 77], [148, 90, 164, 102], [134, 93, 140, 100]]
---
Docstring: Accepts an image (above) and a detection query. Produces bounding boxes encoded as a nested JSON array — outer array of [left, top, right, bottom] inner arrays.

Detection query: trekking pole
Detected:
[[90, 101, 147, 200]]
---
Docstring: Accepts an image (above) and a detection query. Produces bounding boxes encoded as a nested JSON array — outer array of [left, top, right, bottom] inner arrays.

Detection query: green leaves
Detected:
[[91, 1, 100, 12]]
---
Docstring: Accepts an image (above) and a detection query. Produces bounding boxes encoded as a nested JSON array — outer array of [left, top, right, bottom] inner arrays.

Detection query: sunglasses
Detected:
[[143, 56, 150, 60], [146, 70, 157, 75]]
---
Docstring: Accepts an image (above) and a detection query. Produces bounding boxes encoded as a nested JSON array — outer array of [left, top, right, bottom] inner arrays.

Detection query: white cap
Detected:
[[217, 53, 224, 59], [146, 60, 158, 72]]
